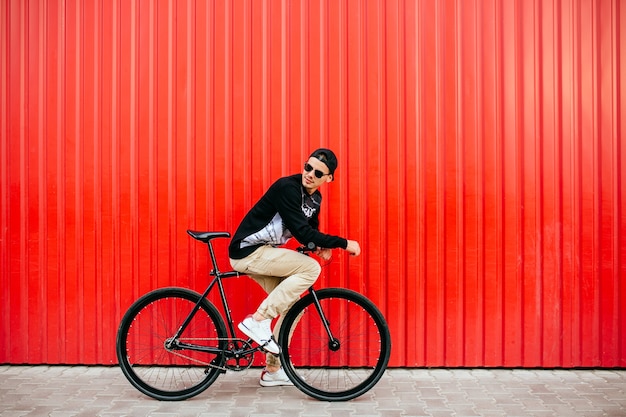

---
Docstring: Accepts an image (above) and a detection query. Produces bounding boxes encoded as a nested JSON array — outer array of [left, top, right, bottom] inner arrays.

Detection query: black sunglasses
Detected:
[[304, 162, 330, 179]]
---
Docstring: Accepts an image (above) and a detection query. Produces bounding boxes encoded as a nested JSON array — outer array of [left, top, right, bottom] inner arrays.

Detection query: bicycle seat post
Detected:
[[186, 230, 231, 277], [206, 240, 221, 276]]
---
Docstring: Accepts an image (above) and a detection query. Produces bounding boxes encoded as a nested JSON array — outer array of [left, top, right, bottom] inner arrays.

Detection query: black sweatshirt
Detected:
[[228, 174, 348, 259]]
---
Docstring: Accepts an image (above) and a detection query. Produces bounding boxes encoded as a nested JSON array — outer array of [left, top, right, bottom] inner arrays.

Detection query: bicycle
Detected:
[[116, 230, 391, 402]]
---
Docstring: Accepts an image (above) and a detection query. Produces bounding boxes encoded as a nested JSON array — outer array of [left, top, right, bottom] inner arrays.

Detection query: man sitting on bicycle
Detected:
[[228, 148, 361, 387]]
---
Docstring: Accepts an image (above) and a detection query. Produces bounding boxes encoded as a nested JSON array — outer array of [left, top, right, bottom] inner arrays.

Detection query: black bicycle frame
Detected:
[[168, 240, 337, 356], [168, 244, 245, 354]]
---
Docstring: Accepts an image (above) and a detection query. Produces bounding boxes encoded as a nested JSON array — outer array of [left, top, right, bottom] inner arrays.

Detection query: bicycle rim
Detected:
[[279, 288, 391, 401], [116, 287, 227, 400]]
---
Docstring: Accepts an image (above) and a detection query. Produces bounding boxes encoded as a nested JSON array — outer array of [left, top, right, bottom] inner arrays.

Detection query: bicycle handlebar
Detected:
[[297, 242, 317, 253]]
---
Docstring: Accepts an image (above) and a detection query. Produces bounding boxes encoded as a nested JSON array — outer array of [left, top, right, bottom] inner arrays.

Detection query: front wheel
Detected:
[[116, 287, 228, 400], [278, 288, 391, 401]]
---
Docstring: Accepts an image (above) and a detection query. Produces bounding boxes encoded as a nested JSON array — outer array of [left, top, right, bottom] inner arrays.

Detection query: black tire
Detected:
[[116, 287, 228, 400], [278, 288, 391, 401]]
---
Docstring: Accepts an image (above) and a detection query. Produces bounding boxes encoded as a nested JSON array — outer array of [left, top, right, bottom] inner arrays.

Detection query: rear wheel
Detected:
[[278, 288, 391, 401], [116, 287, 227, 400]]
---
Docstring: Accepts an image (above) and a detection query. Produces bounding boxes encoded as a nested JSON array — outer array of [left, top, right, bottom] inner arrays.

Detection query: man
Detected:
[[228, 148, 361, 386]]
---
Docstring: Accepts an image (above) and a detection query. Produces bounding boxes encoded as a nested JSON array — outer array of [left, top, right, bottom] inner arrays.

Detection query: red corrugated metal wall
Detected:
[[1, 0, 624, 367]]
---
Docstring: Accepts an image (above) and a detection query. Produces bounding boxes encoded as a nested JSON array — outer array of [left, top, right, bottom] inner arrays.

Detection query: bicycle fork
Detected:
[[308, 287, 341, 351]]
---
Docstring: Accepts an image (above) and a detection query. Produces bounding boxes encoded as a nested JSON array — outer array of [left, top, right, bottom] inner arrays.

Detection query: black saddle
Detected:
[[186, 230, 230, 243]]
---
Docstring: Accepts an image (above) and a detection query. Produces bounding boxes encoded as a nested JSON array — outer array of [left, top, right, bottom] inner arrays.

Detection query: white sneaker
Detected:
[[238, 315, 280, 355], [259, 368, 294, 387]]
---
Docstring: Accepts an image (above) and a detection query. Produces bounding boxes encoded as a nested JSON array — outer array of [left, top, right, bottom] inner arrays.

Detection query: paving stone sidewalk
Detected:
[[0, 366, 625, 416]]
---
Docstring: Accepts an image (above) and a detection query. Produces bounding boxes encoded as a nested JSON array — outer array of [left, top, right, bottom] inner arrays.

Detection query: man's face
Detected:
[[302, 157, 332, 193]]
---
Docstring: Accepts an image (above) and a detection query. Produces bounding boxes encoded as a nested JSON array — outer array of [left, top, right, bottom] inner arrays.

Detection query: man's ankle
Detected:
[[252, 312, 267, 322]]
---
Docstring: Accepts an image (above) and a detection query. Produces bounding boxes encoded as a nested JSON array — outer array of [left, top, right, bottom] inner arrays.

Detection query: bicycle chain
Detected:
[[165, 338, 254, 372]]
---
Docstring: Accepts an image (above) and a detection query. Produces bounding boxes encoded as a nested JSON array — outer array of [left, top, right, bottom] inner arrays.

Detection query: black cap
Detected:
[[309, 148, 338, 175]]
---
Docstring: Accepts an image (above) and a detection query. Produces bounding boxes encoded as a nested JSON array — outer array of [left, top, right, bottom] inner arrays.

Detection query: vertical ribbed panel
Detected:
[[1, 0, 624, 367]]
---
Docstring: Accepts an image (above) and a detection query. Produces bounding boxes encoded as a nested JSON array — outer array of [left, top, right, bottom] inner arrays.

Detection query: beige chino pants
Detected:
[[230, 245, 321, 367]]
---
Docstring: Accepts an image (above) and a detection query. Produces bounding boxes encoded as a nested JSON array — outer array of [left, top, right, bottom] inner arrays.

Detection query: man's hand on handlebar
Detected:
[[298, 240, 360, 258], [345, 240, 361, 256]]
